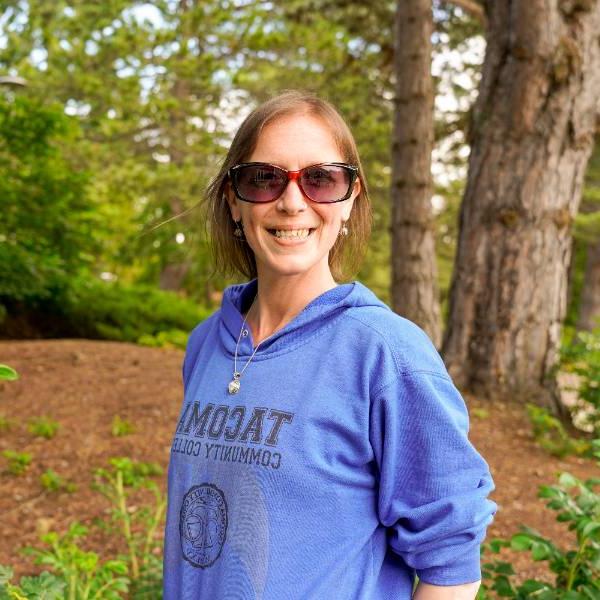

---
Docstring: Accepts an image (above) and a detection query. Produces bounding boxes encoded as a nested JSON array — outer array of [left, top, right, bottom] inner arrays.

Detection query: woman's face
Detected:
[[226, 112, 360, 282]]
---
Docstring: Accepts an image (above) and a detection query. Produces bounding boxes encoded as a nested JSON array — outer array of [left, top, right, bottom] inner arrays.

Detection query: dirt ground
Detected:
[[0, 339, 597, 589]]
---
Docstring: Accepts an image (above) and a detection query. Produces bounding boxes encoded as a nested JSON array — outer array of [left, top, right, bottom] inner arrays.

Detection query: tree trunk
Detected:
[[441, 0, 600, 418], [158, 0, 193, 292], [391, 0, 442, 348], [577, 238, 600, 331]]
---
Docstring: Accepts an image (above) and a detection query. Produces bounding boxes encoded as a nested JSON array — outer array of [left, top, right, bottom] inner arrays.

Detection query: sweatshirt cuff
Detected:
[[416, 544, 482, 586]]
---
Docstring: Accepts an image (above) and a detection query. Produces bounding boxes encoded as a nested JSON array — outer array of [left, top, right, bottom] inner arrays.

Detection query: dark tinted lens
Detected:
[[235, 165, 287, 202], [300, 165, 352, 203]]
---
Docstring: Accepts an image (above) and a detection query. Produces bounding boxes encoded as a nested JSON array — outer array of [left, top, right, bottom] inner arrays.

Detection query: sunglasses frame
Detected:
[[228, 162, 359, 204]]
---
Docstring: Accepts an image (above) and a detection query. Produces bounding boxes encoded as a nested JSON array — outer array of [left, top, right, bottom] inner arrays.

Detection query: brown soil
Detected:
[[0, 339, 597, 588]]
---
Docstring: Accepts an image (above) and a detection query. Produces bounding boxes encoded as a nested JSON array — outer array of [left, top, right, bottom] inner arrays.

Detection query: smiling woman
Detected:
[[204, 91, 372, 288], [162, 90, 496, 600]]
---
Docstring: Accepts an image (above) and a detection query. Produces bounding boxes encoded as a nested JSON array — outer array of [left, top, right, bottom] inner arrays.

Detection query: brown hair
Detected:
[[203, 90, 372, 282]]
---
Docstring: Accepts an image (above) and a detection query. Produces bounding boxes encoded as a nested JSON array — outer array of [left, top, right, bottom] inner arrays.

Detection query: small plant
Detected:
[[40, 469, 77, 493], [526, 403, 590, 458], [20, 522, 129, 600], [2, 450, 32, 475], [478, 439, 600, 598], [0, 364, 18, 381], [27, 416, 60, 440], [111, 415, 135, 437], [92, 457, 165, 597]]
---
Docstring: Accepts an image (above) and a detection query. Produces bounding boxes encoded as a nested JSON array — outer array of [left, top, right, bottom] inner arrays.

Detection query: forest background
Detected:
[[1, 0, 599, 380], [1, 0, 600, 598]]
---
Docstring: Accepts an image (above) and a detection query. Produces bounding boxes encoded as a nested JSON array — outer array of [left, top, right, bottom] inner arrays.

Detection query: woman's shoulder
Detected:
[[185, 310, 221, 352], [342, 296, 448, 378]]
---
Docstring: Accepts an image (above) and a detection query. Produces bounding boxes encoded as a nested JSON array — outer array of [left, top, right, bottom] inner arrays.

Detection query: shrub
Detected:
[[56, 275, 210, 349], [478, 439, 600, 598]]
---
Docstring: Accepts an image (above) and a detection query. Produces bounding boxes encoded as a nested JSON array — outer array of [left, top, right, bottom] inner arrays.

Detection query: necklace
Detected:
[[228, 296, 269, 395]]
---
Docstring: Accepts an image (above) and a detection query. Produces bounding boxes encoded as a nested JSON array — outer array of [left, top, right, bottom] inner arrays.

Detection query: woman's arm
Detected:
[[413, 580, 481, 600]]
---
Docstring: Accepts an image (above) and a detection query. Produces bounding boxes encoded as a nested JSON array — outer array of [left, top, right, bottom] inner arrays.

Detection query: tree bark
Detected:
[[441, 0, 600, 417], [391, 0, 442, 348], [577, 238, 600, 331]]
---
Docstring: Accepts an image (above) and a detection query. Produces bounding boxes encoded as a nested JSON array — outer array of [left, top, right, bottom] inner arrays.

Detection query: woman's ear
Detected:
[[342, 177, 361, 221], [224, 181, 241, 222]]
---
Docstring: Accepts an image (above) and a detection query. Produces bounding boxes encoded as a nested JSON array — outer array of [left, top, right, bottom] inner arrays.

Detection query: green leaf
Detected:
[[103, 560, 128, 575], [518, 579, 551, 594], [486, 538, 510, 553], [510, 533, 533, 551], [492, 575, 514, 597], [493, 562, 515, 575], [531, 542, 551, 561], [0, 365, 18, 381]]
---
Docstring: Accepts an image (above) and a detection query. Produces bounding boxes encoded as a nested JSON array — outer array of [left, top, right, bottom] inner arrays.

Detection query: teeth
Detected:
[[274, 228, 310, 239]]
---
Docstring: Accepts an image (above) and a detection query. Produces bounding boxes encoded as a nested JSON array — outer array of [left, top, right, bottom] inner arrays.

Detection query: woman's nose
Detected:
[[276, 179, 308, 213]]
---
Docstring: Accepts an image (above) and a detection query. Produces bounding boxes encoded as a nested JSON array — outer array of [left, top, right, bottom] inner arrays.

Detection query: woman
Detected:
[[163, 90, 497, 599]]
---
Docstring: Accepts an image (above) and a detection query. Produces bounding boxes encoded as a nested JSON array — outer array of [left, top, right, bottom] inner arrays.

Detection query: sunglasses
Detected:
[[228, 162, 359, 204]]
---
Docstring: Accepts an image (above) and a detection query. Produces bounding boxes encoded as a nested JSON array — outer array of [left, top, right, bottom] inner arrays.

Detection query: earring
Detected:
[[233, 220, 245, 240], [339, 220, 349, 237]]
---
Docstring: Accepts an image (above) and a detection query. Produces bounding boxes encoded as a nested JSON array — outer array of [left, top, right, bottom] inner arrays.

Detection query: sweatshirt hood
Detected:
[[219, 278, 389, 359]]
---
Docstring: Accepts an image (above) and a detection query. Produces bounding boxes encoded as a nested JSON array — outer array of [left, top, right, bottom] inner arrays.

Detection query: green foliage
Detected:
[[0, 564, 65, 599], [92, 458, 165, 597], [27, 417, 60, 440], [59, 275, 209, 346], [22, 523, 129, 600], [0, 365, 18, 381], [560, 327, 600, 437], [2, 450, 32, 476], [111, 416, 134, 438], [527, 404, 590, 459], [0, 457, 165, 599], [137, 329, 190, 350], [478, 440, 600, 599], [40, 469, 77, 494], [0, 95, 96, 304]]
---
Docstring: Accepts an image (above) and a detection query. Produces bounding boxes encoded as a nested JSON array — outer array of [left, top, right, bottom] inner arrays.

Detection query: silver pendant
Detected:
[[228, 372, 241, 395]]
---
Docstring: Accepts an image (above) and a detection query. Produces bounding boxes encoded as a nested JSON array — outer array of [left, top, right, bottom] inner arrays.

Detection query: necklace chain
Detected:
[[228, 295, 274, 394]]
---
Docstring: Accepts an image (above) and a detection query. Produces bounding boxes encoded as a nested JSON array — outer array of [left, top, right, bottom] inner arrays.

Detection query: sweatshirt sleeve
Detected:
[[369, 370, 497, 585]]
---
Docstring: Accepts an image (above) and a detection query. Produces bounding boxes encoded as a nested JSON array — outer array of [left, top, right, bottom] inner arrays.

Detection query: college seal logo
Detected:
[[180, 483, 228, 568]]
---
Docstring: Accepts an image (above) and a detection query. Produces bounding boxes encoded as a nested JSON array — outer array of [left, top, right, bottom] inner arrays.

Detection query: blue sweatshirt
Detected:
[[163, 279, 497, 599]]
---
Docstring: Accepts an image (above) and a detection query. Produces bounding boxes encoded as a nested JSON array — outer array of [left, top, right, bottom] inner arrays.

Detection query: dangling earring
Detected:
[[233, 220, 245, 240], [339, 220, 349, 237]]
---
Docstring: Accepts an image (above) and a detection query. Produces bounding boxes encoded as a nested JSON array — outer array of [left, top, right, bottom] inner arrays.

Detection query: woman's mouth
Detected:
[[266, 228, 316, 240]]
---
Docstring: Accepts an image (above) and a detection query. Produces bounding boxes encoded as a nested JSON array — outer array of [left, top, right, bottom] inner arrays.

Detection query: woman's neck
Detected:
[[243, 269, 338, 346]]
